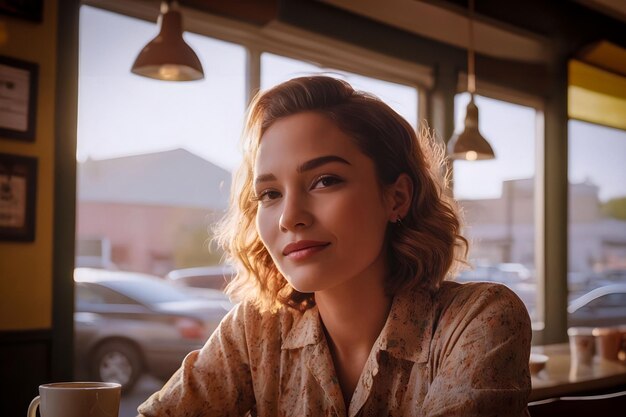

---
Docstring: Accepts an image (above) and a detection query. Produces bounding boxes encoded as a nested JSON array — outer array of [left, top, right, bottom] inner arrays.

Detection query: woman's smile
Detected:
[[283, 240, 331, 261]]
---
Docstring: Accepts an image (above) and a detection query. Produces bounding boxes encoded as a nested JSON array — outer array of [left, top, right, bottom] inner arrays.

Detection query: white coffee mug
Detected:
[[27, 382, 121, 417]]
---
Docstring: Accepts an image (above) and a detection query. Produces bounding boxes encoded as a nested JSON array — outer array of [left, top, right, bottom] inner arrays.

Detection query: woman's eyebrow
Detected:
[[254, 173, 276, 185], [254, 155, 350, 185], [297, 155, 351, 173]]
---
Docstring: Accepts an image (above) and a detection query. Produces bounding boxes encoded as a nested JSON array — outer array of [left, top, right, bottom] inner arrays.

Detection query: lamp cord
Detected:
[[162, 0, 175, 13], [468, 0, 476, 94]]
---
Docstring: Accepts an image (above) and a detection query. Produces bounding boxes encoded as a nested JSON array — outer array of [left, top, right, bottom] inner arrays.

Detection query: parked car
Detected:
[[568, 284, 626, 328], [74, 268, 233, 392], [457, 262, 533, 284], [165, 264, 235, 292]]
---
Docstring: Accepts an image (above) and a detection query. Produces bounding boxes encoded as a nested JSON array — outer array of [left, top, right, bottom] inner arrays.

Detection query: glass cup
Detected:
[[27, 382, 121, 417], [593, 327, 623, 362], [568, 327, 595, 365], [618, 326, 626, 363]]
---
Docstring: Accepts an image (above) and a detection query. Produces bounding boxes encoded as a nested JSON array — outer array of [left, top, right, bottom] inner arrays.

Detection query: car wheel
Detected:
[[90, 340, 143, 393]]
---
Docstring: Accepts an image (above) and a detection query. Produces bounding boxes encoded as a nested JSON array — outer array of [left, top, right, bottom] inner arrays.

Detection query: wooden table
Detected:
[[530, 343, 626, 401]]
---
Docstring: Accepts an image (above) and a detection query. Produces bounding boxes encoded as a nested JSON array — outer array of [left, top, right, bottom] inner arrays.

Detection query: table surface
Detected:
[[529, 343, 626, 401]]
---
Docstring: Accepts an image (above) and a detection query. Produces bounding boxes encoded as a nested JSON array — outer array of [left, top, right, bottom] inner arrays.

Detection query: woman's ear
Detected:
[[386, 173, 413, 221]]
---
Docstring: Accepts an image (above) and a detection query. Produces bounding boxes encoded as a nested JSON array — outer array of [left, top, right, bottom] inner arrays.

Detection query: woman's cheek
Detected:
[[256, 208, 278, 255]]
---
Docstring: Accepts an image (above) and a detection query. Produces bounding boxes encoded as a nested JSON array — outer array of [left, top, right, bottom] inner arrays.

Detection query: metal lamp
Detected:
[[448, 0, 495, 161], [131, 0, 204, 81]]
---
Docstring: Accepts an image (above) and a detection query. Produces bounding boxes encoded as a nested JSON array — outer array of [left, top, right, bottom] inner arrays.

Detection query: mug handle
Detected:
[[27, 396, 40, 417]]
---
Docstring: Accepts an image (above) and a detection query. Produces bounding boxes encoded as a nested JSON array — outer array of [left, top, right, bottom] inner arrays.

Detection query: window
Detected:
[[570, 291, 626, 328], [452, 93, 540, 323], [75, 283, 137, 306], [590, 293, 626, 309], [77, 5, 246, 276], [77, 7, 248, 407], [568, 120, 626, 326], [78, 7, 246, 171]]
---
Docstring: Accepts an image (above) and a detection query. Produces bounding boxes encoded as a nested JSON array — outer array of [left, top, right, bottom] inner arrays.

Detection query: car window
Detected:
[[76, 283, 138, 305], [588, 293, 626, 309], [103, 279, 193, 305], [182, 275, 227, 290]]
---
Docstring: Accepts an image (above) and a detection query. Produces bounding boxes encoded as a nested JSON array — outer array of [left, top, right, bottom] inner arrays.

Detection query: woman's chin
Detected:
[[284, 275, 328, 294], [287, 280, 320, 294]]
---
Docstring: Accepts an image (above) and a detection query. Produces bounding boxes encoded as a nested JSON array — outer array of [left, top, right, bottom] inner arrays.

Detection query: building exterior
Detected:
[[460, 178, 626, 275], [76, 149, 231, 276]]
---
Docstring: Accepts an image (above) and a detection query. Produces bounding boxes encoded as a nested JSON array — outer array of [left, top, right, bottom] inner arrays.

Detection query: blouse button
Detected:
[[372, 366, 379, 377]]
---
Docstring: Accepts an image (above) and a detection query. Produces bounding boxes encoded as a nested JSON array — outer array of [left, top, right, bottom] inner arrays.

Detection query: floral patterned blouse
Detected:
[[138, 281, 531, 417]]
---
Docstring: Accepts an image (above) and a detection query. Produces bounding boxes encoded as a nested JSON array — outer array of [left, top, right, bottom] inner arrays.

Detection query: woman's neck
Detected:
[[315, 274, 391, 354], [315, 268, 392, 407]]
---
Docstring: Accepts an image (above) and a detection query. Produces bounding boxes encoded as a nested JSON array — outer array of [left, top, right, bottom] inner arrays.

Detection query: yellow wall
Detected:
[[0, 1, 58, 330], [569, 60, 626, 131]]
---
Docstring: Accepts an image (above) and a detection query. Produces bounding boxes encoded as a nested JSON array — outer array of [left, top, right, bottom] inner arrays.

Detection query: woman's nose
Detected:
[[279, 193, 313, 232]]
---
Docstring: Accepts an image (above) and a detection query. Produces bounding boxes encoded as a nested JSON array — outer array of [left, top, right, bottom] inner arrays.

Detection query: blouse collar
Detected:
[[281, 284, 436, 364]]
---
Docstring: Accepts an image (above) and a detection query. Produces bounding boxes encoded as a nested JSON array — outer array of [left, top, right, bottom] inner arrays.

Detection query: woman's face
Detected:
[[254, 112, 395, 293]]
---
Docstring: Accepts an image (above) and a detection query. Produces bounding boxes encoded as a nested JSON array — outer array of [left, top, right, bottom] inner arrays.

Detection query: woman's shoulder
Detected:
[[434, 280, 530, 327], [438, 279, 525, 304], [427, 280, 532, 363]]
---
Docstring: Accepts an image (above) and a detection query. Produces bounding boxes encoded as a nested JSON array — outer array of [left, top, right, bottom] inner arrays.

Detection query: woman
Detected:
[[138, 76, 531, 417]]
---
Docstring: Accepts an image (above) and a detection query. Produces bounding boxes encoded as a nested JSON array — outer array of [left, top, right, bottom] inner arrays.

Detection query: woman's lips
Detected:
[[283, 241, 330, 260]]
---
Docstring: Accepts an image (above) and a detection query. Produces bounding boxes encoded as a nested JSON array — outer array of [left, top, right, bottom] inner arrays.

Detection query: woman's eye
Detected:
[[262, 190, 281, 201], [256, 190, 281, 202], [312, 175, 343, 189]]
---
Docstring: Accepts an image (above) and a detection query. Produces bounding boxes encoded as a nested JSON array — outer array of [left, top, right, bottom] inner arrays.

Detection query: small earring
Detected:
[[395, 216, 403, 226]]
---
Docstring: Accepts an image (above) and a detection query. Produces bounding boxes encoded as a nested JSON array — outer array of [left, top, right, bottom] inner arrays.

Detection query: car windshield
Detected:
[[103, 278, 194, 305]]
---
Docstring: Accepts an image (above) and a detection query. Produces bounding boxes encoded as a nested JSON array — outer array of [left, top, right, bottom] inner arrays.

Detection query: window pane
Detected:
[[78, 5, 245, 276], [261, 52, 418, 128], [453, 93, 539, 324], [78, 6, 246, 172], [76, 6, 243, 407], [568, 120, 626, 328]]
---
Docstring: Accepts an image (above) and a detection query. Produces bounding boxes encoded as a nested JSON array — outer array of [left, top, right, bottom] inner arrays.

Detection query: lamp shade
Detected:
[[447, 95, 495, 161], [131, 2, 204, 81]]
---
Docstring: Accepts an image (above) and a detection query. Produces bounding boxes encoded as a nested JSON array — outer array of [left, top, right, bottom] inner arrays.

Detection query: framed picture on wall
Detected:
[[0, 153, 37, 242], [0, 0, 43, 22], [0, 56, 38, 141]]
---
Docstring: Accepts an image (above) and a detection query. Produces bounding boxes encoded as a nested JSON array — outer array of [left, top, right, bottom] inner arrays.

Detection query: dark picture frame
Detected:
[[0, 0, 43, 22], [0, 55, 38, 141], [0, 153, 37, 242]]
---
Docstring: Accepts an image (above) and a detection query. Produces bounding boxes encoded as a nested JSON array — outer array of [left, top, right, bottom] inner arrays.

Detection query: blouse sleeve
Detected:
[[137, 301, 255, 417], [422, 283, 532, 417]]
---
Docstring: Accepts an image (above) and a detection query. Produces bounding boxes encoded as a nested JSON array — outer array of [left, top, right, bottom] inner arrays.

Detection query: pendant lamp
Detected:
[[447, 0, 495, 161], [131, 0, 204, 81]]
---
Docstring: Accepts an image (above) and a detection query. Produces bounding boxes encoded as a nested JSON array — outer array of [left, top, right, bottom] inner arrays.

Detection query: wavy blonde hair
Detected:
[[216, 76, 467, 313]]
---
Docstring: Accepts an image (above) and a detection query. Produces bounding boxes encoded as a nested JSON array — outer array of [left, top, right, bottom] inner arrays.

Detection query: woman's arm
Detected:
[[137, 302, 255, 417], [422, 283, 532, 417]]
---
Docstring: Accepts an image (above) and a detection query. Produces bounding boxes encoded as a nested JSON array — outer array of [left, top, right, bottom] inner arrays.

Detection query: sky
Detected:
[[78, 5, 626, 202]]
